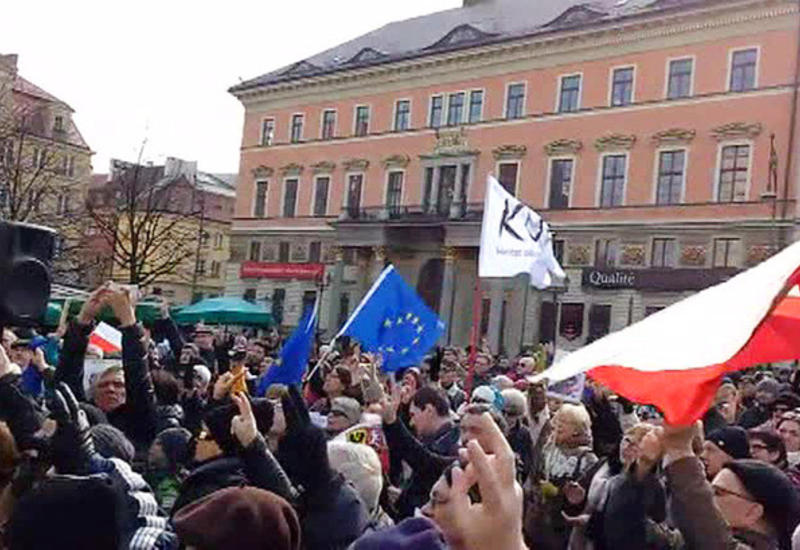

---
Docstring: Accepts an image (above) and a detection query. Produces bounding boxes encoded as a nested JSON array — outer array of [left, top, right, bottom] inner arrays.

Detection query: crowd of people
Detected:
[[1, 282, 800, 549]]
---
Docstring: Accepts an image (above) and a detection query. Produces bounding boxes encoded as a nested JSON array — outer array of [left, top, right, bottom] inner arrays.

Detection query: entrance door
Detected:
[[416, 259, 444, 311], [436, 165, 456, 215]]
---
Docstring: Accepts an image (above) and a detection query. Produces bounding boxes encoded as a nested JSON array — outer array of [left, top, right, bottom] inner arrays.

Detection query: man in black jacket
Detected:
[[54, 284, 159, 456]]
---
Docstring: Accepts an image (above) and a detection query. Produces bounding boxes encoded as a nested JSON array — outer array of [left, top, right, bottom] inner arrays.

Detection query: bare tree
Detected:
[[87, 156, 205, 288]]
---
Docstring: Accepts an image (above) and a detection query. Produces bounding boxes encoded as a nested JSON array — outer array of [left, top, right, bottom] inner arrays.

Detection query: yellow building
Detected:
[[0, 53, 94, 286]]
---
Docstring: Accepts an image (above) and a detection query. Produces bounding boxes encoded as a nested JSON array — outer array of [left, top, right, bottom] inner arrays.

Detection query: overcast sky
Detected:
[[2, 0, 460, 175]]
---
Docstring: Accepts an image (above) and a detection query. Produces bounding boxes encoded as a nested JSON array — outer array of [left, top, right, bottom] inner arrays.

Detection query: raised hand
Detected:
[[380, 381, 402, 425], [105, 283, 136, 327], [49, 382, 95, 475], [445, 412, 525, 550], [213, 370, 246, 401], [77, 283, 112, 325], [230, 392, 258, 448]]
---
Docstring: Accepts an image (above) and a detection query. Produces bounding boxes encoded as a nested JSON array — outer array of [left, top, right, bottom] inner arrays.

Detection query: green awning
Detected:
[[172, 297, 274, 327]]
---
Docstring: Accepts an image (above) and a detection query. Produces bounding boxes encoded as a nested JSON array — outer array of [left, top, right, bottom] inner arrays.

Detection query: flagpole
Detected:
[[466, 274, 482, 400], [519, 274, 530, 353]]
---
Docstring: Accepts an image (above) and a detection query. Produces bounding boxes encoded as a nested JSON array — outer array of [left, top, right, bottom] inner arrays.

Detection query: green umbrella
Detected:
[[172, 297, 274, 327], [44, 299, 166, 327], [42, 301, 63, 326]]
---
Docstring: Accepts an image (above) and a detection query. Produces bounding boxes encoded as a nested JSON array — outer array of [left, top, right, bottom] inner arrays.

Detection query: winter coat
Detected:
[[300, 474, 370, 550], [0, 373, 43, 450]]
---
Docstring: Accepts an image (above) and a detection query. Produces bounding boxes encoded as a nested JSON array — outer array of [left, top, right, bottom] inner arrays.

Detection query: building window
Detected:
[[347, 174, 363, 217], [429, 95, 444, 128], [249, 241, 261, 261], [313, 176, 329, 216], [355, 106, 370, 136], [718, 144, 750, 202], [337, 293, 350, 328], [667, 58, 693, 99], [713, 238, 741, 268], [497, 162, 519, 196], [210, 261, 221, 278], [611, 67, 634, 106], [559, 303, 584, 341], [302, 291, 317, 314], [254, 180, 268, 218], [468, 90, 483, 123], [595, 238, 618, 268], [214, 233, 223, 249], [656, 150, 685, 205], [261, 119, 275, 146], [730, 48, 757, 92], [539, 301, 556, 344], [200, 231, 210, 248], [279, 242, 290, 263], [558, 75, 581, 113], [588, 304, 611, 342], [272, 288, 286, 325], [553, 239, 565, 265], [549, 159, 572, 209], [447, 92, 465, 126], [290, 114, 303, 143], [67, 156, 75, 177], [56, 193, 70, 215], [600, 154, 626, 207], [651, 238, 677, 268], [342, 248, 356, 266], [53, 116, 64, 132], [308, 241, 321, 263], [283, 179, 298, 217], [394, 100, 410, 131], [386, 171, 404, 216], [196, 259, 206, 276], [321, 110, 336, 140], [506, 83, 525, 119], [243, 288, 256, 303]]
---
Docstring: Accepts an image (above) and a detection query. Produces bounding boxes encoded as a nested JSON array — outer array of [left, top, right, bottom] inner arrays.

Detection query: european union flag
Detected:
[[257, 299, 318, 395], [339, 265, 445, 372]]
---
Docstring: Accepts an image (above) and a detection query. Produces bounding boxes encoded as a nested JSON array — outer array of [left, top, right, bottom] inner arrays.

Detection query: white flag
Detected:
[[479, 175, 565, 289]]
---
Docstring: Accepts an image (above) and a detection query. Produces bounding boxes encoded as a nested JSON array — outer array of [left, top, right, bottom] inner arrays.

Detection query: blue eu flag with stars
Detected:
[[339, 265, 445, 372]]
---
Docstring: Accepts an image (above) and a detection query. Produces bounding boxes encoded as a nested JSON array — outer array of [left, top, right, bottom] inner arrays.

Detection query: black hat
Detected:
[[725, 459, 800, 549], [707, 426, 750, 460], [90, 424, 135, 464], [774, 391, 800, 411], [203, 399, 274, 455]]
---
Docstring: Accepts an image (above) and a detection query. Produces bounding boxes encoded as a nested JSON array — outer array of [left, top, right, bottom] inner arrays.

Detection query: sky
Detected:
[[2, 0, 460, 175]]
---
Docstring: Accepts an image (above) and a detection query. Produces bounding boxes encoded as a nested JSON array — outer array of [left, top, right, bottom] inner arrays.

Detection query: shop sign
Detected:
[[240, 261, 324, 280], [582, 267, 738, 291]]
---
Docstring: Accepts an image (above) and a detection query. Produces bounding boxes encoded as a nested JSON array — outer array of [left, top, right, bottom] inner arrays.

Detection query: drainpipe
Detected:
[[779, 1, 800, 246]]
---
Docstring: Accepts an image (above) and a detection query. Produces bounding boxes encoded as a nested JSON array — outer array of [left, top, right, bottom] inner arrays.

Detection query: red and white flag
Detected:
[[89, 321, 122, 354], [534, 241, 800, 425]]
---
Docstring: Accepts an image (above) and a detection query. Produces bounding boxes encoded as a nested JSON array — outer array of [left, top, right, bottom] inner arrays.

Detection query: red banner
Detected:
[[240, 262, 325, 280]]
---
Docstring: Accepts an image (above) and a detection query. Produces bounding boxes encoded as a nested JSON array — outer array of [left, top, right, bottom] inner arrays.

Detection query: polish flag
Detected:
[[89, 322, 122, 354], [534, 241, 800, 425]]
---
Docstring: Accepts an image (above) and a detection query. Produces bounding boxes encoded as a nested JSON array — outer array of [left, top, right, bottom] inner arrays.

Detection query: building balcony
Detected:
[[337, 202, 483, 224]]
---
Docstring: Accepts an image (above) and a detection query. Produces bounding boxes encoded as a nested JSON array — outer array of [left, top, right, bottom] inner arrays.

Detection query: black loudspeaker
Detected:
[[0, 221, 56, 327]]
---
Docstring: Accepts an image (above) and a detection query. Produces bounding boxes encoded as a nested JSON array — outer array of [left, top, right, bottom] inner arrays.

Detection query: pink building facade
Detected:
[[228, 0, 800, 353]]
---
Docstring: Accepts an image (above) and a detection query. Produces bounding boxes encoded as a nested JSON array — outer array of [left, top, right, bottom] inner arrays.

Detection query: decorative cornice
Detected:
[[651, 128, 696, 145], [594, 133, 636, 152], [442, 246, 458, 262], [434, 127, 473, 156], [280, 162, 304, 175], [710, 122, 763, 141], [382, 154, 411, 168], [492, 144, 527, 160], [251, 165, 274, 178], [544, 139, 582, 156], [310, 160, 336, 174], [342, 158, 370, 171]]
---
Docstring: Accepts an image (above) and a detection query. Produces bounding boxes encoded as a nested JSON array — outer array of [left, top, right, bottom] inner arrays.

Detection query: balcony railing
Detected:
[[339, 202, 483, 222]]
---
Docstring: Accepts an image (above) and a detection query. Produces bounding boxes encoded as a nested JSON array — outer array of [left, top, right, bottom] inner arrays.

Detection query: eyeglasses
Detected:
[[749, 443, 770, 451], [712, 485, 754, 502]]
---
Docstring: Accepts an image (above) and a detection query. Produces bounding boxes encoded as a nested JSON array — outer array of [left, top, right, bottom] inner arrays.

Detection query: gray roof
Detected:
[[231, 0, 684, 93]]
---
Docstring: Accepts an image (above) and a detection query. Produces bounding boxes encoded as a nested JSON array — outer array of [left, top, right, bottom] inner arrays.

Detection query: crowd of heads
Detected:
[[0, 283, 799, 549]]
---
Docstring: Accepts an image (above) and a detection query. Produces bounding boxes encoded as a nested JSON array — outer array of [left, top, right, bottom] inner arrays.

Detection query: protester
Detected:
[[740, 377, 781, 429], [777, 412, 800, 468], [702, 426, 751, 479], [327, 396, 362, 436]]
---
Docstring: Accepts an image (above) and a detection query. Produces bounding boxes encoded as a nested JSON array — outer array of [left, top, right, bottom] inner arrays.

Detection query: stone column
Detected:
[[370, 245, 388, 284], [486, 280, 504, 354], [450, 165, 463, 219], [438, 246, 457, 343], [326, 246, 344, 338]]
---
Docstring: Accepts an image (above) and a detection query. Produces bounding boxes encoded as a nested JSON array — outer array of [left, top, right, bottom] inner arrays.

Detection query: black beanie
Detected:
[[707, 426, 750, 460], [91, 424, 135, 464], [7, 476, 120, 550], [725, 459, 800, 550], [155, 427, 192, 471]]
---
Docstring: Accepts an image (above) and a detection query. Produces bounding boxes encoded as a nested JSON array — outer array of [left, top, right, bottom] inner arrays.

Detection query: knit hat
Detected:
[[91, 424, 135, 464], [706, 426, 750, 460], [154, 427, 192, 471], [7, 475, 120, 550], [330, 396, 362, 425], [173, 486, 301, 550], [725, 459, 800, 549], [351, 517, 447, 550]]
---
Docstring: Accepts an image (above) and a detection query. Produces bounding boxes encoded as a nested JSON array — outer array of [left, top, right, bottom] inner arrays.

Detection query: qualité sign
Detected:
[[581, 267, 738, 291], [240, 261, 324, 280]]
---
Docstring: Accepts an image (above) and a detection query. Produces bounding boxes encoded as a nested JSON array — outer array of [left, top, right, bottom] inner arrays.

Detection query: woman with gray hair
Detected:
[[502, 388, 534, 482], [327, 440, 393, 531]]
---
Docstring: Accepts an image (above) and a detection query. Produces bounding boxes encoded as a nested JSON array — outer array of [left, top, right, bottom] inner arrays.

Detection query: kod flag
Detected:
[[338, 265, 445, 372], [479, 175, 565, 289], [533, 241, 800, 425]]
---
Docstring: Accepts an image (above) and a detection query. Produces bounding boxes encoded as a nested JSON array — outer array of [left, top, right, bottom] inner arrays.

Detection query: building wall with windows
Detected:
[[227, 0, 800, 350]]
